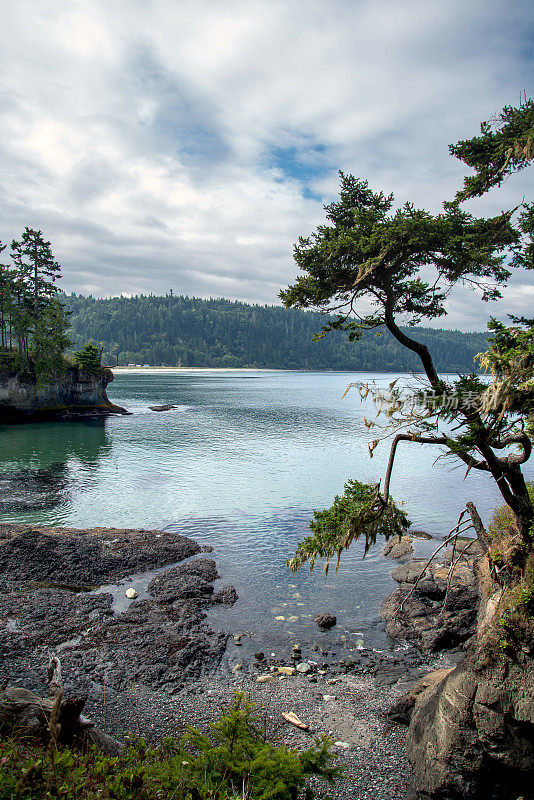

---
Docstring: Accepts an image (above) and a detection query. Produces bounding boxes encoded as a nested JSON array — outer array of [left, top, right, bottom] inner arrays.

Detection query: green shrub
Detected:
[[0, 694, 339, 800]]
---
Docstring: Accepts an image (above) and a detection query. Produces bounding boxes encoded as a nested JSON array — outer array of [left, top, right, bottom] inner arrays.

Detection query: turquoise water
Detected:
[[1, 369, 529, 649]]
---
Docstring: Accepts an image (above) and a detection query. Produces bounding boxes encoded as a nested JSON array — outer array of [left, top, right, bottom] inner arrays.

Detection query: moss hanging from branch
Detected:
[[287, 479, 410, 574]]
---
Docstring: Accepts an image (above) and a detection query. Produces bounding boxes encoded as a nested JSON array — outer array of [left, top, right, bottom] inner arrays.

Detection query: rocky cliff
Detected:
[[385, 539, 534, 800], [0, 365, 128, 422]]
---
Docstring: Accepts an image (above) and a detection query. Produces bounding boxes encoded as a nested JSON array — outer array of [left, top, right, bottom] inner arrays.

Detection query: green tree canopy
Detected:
[[280, 173, 518, 387], [74, 341, 102, 373], [280, 108, 534, 570]]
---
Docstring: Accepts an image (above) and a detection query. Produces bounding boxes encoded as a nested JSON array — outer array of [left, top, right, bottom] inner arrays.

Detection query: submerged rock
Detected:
[[315, 613, 337, 630]]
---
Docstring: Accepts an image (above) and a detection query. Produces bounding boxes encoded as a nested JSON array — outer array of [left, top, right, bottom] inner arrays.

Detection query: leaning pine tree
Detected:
[[280, 168, 532, 568], [281, 98, 534, 800]]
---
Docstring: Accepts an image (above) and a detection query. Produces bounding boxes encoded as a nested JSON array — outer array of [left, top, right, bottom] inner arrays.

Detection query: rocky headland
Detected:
[[0, 364, 129, 422]]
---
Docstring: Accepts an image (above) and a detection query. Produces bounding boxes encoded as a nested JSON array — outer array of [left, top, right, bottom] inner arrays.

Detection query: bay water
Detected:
[[1, 370, 529, 653]]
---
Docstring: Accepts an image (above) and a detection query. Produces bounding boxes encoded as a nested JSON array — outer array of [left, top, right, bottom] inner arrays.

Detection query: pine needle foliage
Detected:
[[73, 341, 103, 374], [288, 480, 410, 574], [450, 96, 534, 201]]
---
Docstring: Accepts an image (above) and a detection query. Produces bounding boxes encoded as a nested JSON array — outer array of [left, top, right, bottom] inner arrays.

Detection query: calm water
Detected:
[[1, 370, 529, 651]]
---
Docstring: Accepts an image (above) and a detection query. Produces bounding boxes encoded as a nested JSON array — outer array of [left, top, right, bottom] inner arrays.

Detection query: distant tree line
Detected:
[[61, 292, 489, 372]]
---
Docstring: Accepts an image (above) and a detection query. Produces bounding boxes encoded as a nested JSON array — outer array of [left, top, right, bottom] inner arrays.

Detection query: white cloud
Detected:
[[0, 0, 532, 328]]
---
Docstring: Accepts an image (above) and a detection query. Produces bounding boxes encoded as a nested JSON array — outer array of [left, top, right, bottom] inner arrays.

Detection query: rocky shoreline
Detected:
[[0, 524, 481, 799], [381, 534, 481, 655], [0, 525, 234, 706]]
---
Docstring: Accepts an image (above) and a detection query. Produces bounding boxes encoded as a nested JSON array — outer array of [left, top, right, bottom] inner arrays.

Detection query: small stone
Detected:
[[323, 695, 336, 701], [254, 652, 265, 661], [256, 675, 276, 683], [125, 588, 138, 599], [275, 616, 286, 621], [327, 679, 338, 685], [315, 613, 337, 630], [334, 741, 350, 749], [277, 666, 296, 676], [286, 615, 299, 622], [296, 662, 312, 674], [231, 663, 242, 672]]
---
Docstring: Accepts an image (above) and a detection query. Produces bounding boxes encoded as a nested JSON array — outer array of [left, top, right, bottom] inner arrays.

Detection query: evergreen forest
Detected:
[[62, 292, 489, 372]]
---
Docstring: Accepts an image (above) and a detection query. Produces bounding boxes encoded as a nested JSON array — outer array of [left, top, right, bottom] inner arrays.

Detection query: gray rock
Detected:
[[213, 585, 238, 605], [0, 526, 201, 586], [387, 668, 453, 724], [0, 527, 228, 705], [383, 536, 414, 559], [383, 550, 480, 653], [148, 559, 219, 604], [407, 652, 534, 799]]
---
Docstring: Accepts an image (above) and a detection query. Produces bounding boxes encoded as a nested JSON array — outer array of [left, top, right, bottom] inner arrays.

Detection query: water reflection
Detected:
[[0, 462, 69, 513], [0, 419, 111, 513]]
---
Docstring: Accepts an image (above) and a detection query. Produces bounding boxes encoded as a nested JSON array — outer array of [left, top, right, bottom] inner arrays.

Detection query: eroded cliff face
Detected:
[[0, 365, 128, 421], [405, 583, 534, 800]]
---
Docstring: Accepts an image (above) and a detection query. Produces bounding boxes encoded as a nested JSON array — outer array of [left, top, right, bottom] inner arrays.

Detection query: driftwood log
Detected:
[[0, 655, 121, 755]]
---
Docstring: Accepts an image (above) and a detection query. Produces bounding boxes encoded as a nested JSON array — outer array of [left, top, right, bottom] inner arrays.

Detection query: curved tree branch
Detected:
[[490, 432, 532, 467], [382, 433, 448, 503]]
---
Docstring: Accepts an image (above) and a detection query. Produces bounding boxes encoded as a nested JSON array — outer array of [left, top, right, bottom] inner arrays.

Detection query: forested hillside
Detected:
[[62, 293, 488, 372]]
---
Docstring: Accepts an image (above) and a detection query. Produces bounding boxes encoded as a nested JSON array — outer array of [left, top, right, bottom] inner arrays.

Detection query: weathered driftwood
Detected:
[[0, 654, 121, 755], [0, 686, 121, 755]]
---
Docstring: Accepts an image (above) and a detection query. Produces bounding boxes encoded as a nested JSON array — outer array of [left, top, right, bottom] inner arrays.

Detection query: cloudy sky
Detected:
[[1, 0, 532, 329]]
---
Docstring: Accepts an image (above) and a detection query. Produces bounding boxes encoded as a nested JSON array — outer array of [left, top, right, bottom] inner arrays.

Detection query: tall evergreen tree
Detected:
[[10, 228, 62, 323]]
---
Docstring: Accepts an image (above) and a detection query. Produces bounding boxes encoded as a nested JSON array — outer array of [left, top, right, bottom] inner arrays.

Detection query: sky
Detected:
[[0, 0, 533, 330]]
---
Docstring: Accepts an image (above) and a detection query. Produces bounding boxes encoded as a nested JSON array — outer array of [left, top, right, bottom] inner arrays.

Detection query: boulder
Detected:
[[407, 652, 534, 799], [213, 585, 238, 605], [383, 536, 414, 559], [387, 668, 454, 724]]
